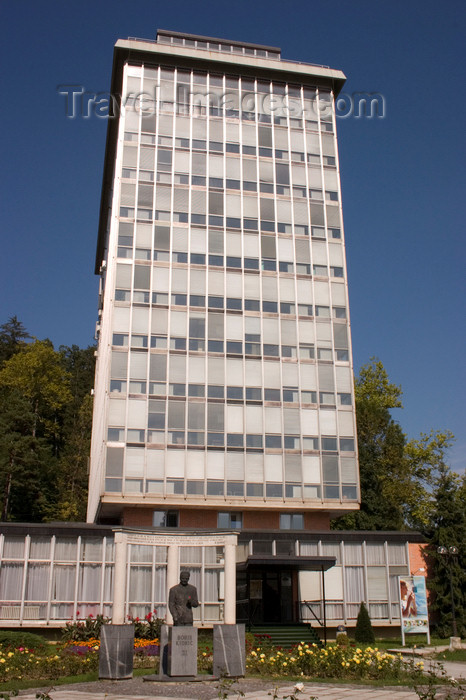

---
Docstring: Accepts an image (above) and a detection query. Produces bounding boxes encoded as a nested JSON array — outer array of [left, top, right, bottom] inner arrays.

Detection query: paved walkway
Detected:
[[15, 685, 425, 700], [14, 656, 465, 700]]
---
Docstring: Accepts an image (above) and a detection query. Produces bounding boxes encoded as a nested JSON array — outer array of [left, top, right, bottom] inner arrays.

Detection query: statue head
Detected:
[[180, 570, 190, 586]]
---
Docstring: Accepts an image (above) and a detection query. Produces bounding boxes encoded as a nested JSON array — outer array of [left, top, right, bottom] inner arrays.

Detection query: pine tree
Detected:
[[0, 387, 57, 521], [354, 602, 375, 643], [425, 467, 466, 638], [334, 359, 409, 530], [0, 316, 30, 366]]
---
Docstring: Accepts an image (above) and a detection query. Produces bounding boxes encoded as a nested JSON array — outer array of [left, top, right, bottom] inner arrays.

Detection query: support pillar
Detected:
[[112, 531, 128, 624], [224, 538, 236, 624], [166, 544, 179, 625]]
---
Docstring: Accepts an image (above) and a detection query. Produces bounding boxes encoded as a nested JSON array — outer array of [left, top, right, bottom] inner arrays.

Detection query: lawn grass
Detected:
[[0, 665, 154, 694], [368, 636, 451, 649], [0, 670, 99, 694], [434, 648, 466, 663]]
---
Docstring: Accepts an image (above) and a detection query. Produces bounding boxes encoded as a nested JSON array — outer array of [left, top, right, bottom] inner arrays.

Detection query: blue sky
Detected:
[[1, 0, 465, 472]]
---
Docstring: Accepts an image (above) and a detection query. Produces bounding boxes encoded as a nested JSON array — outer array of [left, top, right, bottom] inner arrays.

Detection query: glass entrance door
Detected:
[[248, 569, 295, 624]]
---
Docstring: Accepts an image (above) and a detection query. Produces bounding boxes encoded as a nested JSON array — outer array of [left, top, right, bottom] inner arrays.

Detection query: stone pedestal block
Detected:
[[168, 626, 198, 677], [213, 624, 245, 677], [158, 624, 170, 677], [98, 624, 134, 679]]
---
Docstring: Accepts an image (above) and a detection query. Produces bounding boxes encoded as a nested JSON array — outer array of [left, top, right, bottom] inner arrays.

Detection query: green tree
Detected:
[[0, 339, 72, 439], [41, 345, 96, 521], [354, 602, 375, 643], [333, 360, 457, 532], [59, 344, 96, 408], [334, 359, 409, 530], [0, 330, 96, 522], [424, 467, 466, 638], [404, 430, 455, 529], [43, 394, 93, 521], [0, 387, 57, 521], [0, 316, 30, 365]]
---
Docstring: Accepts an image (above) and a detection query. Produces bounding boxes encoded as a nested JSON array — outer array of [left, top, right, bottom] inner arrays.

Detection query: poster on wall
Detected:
[[399, 575, 430, 643]]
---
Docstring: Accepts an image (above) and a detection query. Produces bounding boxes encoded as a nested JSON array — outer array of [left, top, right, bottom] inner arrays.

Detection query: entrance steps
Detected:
[[249, 623, 322, 648]]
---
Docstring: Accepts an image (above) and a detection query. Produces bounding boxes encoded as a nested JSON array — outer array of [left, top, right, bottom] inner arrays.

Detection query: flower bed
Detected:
[[0, 646, 99, 683], [64, 638, 159, 656], [246, 642, 425, 682]]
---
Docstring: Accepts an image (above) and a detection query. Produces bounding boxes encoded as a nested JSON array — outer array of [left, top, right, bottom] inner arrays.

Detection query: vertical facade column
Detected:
[[224, 537, 237, 624], [112, 531, 128, 624], [166, 544, 179, 625]]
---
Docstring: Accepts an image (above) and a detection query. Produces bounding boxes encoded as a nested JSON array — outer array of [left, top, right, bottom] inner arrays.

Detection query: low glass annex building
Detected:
[[0, 523, 424, 631]]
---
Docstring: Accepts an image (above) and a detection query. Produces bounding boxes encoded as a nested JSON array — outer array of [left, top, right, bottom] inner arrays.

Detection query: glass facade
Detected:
[[0, 529, 415, 627], [89, 34, 358, 521]]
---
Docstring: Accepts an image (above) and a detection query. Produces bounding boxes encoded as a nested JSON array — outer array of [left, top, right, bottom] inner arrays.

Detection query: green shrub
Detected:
[[126, 611, 163, 640], [0, 630, 48, 652], [354, 602, 375, 644], [336, 632, 349, 647], [61, 614, 110, 642]]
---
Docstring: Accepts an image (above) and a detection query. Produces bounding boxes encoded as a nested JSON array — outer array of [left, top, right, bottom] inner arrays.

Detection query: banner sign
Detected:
[[399, 575, 429, 636]]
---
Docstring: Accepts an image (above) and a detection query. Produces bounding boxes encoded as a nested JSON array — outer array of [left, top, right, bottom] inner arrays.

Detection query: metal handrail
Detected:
[[301, 600, 324, 627]]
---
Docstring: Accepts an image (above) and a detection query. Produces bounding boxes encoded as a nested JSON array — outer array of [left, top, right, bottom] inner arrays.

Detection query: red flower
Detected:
[[145, 612, 152, 620], [76, 611, 80, 616], [89, 614, 94, 618], [135, 617, 140, 622]]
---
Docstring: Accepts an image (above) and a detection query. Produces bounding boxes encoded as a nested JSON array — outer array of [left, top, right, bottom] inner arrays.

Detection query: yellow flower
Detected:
[[7, 652, 13, 658], [283, 662, 287, 667], [260, 653, 265, 658], [0, 659, 5, 664]]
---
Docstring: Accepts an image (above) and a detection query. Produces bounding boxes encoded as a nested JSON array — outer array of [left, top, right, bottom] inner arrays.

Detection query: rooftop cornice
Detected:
[[114, 38, 346, 86]]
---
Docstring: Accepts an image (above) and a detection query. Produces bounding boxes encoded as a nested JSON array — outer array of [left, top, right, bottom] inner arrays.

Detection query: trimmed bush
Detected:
[[0, 630, 48, 652], [354, 602, 375, 644]]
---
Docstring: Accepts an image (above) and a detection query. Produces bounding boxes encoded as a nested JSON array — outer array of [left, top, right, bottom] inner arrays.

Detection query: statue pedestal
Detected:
[[152, 624, 200, 681], [168, 626, 198, 677], [98, 624, 134, 679], [213, 624, 246, 677]]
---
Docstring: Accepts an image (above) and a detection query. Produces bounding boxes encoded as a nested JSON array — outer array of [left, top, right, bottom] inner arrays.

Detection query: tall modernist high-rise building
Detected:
[[88, 30, 359, 535]]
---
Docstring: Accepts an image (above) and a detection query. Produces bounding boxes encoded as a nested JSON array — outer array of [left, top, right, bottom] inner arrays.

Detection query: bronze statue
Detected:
[[168, 570, 199, 626]]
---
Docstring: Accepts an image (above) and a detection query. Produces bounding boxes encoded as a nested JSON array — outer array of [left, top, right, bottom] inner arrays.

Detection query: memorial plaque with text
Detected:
[[168, 626, 197, 677]]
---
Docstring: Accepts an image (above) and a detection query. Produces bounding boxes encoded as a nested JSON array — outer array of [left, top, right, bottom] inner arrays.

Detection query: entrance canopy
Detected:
[[238, 555, 336, 571]]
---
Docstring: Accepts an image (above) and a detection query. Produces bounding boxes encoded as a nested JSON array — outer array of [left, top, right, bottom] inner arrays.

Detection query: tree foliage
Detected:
[[0, 320, 95, 522], [334, 359, 460, 532], [354, 602, 375, 643], [0, 316, 30, 365], [334, 359, 409, 530], [424, 468, 466, 637], [0, 339, 72, 439]]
